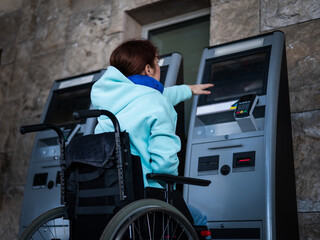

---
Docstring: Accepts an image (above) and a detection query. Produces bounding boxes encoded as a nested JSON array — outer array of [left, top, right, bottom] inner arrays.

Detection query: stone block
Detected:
[[109, 0, 141, 35], [1, 45, 16, 65], [0, 164, 24, 239], [71, 0, 110, 13], [261, 0, 320, 31], [36, 0, 70, 22], [0, 98, 22, 152], [28, 49, 64, 86], [33, 16, 69, 55], [0, 10, 21, 46], [0, 64, 13, 103], [68, 5, 112, 48], [16, 0, 38, 43], [0, 117, 32, 182], [11, 116, 37, 179], [211, 0, 232, 5], [0, 152, 12, 206], [280, 19, 320, 113], [26, 50, 65, 115], [291, 110, 320, 212], [7, 41, 33, 100], [210, 0, 260, 45], [298, 212, 320, 240], [63, 33, 121, 77], [33, 0, 71, 55], [0, 0, 23, 16], [8, 49, 65, 121]]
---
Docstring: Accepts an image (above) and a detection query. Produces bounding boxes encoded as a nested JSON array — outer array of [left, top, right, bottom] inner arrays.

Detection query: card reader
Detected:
[[234, 94, 259, 132]]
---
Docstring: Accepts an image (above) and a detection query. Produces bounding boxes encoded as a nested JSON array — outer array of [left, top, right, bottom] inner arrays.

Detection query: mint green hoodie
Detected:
[[91, 66, 192, 188]]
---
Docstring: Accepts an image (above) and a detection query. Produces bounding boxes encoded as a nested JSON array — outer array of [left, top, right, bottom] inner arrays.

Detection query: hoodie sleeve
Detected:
[[163, 85, 192, 106], [147, 97, 181, 176]]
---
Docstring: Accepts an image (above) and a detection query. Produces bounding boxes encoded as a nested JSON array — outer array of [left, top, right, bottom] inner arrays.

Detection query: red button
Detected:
[[201, 230, 211, 237]]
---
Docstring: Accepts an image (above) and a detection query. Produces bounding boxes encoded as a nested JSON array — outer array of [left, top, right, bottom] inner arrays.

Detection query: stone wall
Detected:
[[0, 0, 319, 239]]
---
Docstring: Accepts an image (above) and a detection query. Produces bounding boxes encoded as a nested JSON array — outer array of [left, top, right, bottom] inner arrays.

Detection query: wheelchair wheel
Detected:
[[100, 199, 199, 240], [19, 207, 69, 240]]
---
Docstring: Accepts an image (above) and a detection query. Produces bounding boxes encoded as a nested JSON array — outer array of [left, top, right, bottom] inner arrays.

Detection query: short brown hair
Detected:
[[110, 39, 158, 77]]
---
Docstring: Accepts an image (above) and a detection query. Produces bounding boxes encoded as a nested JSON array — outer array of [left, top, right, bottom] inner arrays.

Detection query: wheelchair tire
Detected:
[[19, 206, 69, 240], [100, 199, 199, 240]]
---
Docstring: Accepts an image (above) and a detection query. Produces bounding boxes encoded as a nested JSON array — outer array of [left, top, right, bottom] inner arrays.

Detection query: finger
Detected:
[[201, 83, 214, 89], [202, 90, 212, 95], [194, 90, 211, 95]]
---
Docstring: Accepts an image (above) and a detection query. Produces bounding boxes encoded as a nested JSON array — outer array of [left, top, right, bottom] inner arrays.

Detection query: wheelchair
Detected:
[[19, 110, 211, 240]]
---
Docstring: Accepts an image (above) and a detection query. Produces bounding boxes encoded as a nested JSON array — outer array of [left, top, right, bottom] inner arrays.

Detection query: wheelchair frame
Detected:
[[19, 110, 211, 240]]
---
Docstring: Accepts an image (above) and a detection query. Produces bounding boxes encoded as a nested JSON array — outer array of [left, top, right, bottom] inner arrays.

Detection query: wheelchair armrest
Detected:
[[146, 173, 211, 187]]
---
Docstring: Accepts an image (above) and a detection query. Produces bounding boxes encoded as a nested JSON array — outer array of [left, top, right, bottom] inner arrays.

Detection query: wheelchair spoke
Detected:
[[176, 228, 186, 240], [53, 219, 57, 237], [44, 220, 59, 239], [161, 215, 172, 240], [171, 221, 179, 239], [36, 226, 46, 240], [152, 212, 156, 240], [63, 218, 68, 239], [146, 213, 152, 240], [47, 221, 56, 238], [133, 221, 144, 239]]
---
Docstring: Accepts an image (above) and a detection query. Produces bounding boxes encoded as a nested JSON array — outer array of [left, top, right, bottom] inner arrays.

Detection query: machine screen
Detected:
[[199, 47, 270, 105], [160, 65, 168, 85], [44, 83, 93, 127]]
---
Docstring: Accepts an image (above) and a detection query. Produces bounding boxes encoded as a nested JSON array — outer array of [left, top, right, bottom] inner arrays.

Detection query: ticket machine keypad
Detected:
[[235, 101, 251, 116], [234, 94, 257, 118]]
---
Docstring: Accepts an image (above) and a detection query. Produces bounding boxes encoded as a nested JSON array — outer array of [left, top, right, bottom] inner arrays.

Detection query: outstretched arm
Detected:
[[163, 83, 214, 106]]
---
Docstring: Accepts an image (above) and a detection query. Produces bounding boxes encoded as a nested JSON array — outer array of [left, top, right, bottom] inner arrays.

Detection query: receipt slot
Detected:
[[183, 31, 299, 240]]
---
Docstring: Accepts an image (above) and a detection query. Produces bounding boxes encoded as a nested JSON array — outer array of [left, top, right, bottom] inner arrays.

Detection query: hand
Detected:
[[188, 83, 214, 95]]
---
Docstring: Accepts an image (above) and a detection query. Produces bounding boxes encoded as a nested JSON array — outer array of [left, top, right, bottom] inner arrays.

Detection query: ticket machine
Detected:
[[19, 70, 105, 234], [183, 31, 299, 240]]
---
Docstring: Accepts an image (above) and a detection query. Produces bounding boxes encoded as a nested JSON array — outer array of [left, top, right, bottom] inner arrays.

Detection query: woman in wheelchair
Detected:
[[19, 39, 213, 240], [91, 39, 213, 235]]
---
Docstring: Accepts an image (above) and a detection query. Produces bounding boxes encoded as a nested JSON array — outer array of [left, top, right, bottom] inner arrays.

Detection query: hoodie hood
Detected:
[[91, 66, 162, 116]]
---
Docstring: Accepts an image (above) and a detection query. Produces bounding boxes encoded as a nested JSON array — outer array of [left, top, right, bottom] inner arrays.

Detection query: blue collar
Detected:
[[127, 75, 164, 93]]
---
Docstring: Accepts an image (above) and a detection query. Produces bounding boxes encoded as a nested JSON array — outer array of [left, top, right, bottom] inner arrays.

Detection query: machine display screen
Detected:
[[44, 83, 93, 127], [199, 47, 270, 105], [160, 65, 168, 85]]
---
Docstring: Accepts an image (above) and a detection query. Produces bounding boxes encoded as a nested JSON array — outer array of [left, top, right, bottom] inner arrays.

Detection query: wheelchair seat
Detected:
[[65, 130, 143, 239]]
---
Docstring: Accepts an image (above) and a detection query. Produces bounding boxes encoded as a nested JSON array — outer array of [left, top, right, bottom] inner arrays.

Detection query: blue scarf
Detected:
[[128, 75, 164, 93]]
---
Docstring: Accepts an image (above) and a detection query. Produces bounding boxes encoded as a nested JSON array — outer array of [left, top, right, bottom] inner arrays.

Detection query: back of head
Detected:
[[110, 39, 158, 77]]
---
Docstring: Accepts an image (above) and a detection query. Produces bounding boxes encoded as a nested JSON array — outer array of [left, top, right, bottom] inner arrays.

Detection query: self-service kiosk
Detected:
[[159, 52, 183, 87], [159, 53, 186, 176], [183, 31, 299, 240], [19, 53, 186, 235], [19, 70, 105, 234]]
